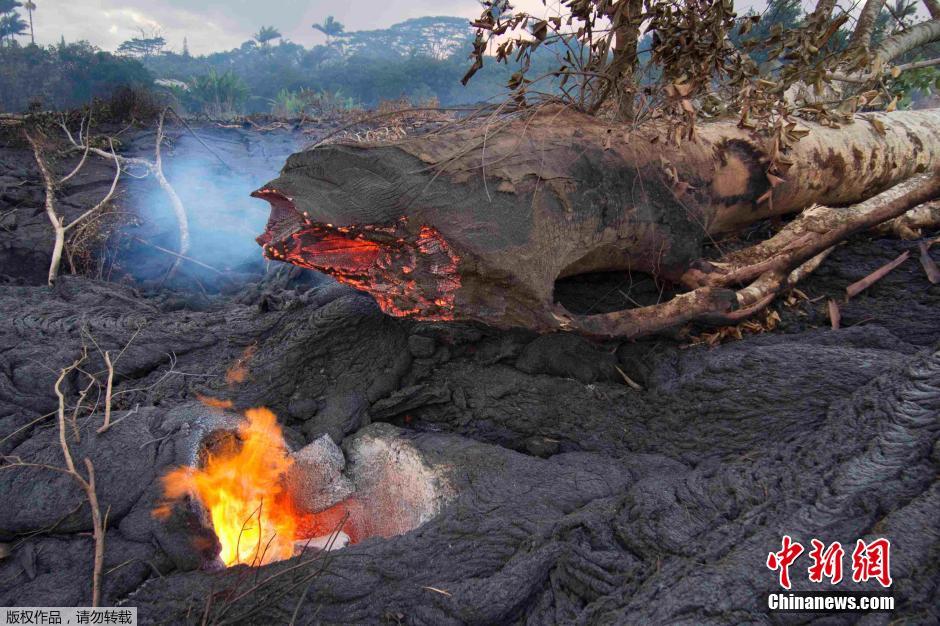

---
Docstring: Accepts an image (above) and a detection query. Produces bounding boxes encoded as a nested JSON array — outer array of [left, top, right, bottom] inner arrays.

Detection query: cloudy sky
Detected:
[[26, 0, 572, 55], [24, 0, 907, 56]]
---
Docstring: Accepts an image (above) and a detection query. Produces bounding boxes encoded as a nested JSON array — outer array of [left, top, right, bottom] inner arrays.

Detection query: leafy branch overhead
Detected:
[[463, 0, 940, 128]]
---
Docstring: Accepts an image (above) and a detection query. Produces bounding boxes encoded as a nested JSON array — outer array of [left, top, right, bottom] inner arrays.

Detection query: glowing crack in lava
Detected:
[[159, 408, 299, 567], [252, 188, 461, 321]]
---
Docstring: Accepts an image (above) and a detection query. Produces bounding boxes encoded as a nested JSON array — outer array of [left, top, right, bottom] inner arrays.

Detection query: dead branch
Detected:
[[60, 116, 91, 185], [846, 250, 911, 299], [97, 351, 114, 434], [52, 356, 106, 607], [132, 237, 224, 274], [569, 176, 940, 339], [25, 131, 121, 286], [58, 110, 191, 274], [682, 176, 940, 290], [154, 109, 189, 277]]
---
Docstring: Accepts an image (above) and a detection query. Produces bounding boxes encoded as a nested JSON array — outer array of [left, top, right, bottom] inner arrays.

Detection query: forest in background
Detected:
[[0, 2, 937, 115]]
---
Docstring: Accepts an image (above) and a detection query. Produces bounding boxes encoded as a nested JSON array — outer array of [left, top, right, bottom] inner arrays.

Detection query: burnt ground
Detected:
[[0, 121, 938, 625]]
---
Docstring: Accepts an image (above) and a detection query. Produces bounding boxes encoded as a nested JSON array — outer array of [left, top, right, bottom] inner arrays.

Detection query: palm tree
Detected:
[[253, 25, 281, 48], [0, 0, 27, 46], [312, 15, 344, 45], [22, 0, 33, 44]]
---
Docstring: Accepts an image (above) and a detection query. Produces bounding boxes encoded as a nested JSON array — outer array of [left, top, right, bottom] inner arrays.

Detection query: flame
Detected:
[[160, 408, 298, 566]]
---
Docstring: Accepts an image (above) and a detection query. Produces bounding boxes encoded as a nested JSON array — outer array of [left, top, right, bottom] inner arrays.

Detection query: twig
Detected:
[[97, 351, 114, 434], [60, 116, 91, 185], [828, 299, 841, 329], [422, 586, 453, 597], [51, 356, 106, 606], [613, 365, 644, 391], [131, 237, 224, 274], [166, 108, 232, 171], [845, 250, 910, 299]]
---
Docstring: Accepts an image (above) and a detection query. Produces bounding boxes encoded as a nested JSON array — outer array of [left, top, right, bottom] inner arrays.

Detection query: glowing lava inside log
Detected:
[[160, 408, 300, 567], [252, 188, 461, 321]]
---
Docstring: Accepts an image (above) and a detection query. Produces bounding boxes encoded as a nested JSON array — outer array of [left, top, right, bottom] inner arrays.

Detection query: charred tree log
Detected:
[[253, 106, 940, 336]]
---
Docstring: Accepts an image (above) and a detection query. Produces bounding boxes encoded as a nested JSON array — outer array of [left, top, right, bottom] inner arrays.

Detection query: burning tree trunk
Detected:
[[253, 106, 939, 337]]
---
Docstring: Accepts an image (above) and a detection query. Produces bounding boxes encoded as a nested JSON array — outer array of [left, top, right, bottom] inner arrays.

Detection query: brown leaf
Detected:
[[885, 96, 898, 113]]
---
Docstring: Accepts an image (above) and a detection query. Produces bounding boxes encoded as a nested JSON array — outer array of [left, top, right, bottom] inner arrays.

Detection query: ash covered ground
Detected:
[[0, 121, 938, 625]]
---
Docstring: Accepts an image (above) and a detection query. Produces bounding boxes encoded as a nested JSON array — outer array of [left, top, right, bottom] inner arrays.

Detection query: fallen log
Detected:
[[253, 105, 940, 336]]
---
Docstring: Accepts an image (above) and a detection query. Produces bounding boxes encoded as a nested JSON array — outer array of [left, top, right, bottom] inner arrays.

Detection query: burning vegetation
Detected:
[[157, 408, 300, 567]]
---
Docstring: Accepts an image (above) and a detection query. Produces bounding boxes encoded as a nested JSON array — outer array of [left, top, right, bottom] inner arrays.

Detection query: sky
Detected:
[[25, 0, 564, 55], [20, 0, 922, 56]]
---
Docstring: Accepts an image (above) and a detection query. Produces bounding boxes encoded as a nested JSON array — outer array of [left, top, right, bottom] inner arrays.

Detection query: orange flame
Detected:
[[159, 408, 298, 566]]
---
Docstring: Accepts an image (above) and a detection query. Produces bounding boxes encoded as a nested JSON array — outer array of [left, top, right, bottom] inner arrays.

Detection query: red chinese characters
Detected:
[[807, 539, 845, 584], [767, 536, 893, 589], [851, 538, 893, 588], [767, 535, 804, 590]]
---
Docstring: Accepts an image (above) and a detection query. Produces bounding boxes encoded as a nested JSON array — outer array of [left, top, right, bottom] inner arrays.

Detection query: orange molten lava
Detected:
[[160, 408, 299, 566]]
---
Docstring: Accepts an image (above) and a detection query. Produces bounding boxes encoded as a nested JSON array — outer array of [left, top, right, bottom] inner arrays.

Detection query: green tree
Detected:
[[0, 0, 27, 46], [187, 68, 249, 117], [312, 16, 344, 45], [22, 0, 33, 44], [118, 35, 166, 57], [253, 25, 281, 47]]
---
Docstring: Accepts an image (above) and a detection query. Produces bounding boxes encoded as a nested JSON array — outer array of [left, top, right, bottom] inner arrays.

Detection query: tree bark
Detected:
[[924, 0, 940, 20], [809, 0, 839, 21], [872, 18, 940, 68], [847, 0, 887, 53], [254, 106, 940, 335], [608, 0, 644, 121]]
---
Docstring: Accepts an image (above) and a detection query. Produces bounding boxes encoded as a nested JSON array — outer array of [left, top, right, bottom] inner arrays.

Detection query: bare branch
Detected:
[[25, 131, 65, 287], [97, 351, 114, 434], [64, 139, 121, 233], [60, 116, 91, 185], [26, 132, 122, 285], [58, 114, 192, 276], [153, 109, 190, 276]]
